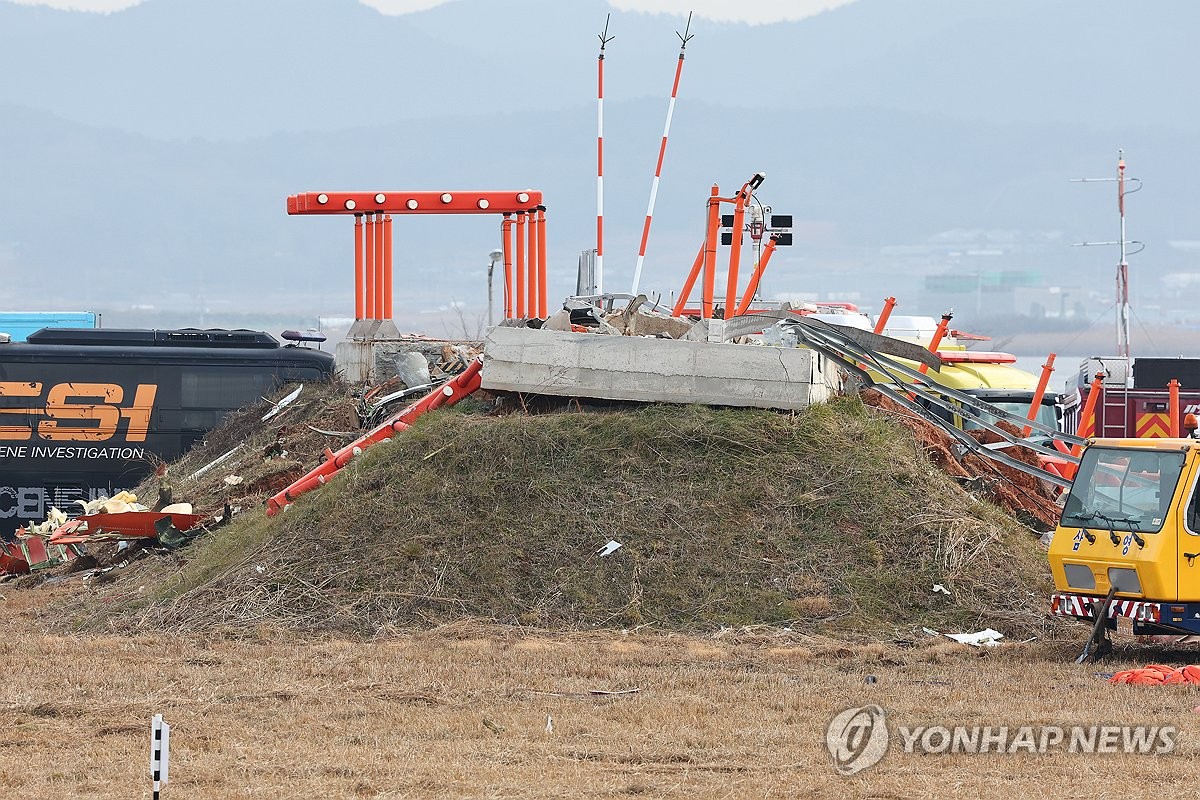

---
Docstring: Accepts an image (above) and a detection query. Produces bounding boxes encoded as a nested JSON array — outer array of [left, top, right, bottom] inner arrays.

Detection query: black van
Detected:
[[0, 328, 335, 536]]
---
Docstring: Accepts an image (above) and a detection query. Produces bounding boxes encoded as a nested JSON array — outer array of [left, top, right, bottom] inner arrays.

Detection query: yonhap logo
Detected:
[[826, 705, 889, 775], [824, 704, 1176, 776]]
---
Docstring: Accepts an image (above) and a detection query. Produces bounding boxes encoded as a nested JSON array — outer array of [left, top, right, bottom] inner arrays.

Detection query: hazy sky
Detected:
[[7, 0, 859, 24]]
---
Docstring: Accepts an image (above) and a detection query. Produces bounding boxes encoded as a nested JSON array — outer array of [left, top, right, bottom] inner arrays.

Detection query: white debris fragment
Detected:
[[262, 385, 303, 421], [597, 540, 623, 557], [186, 444, 245, 483], [545, 715, 554, 733], [932, 584, 951, 596], [943, 628, 1004, 647]]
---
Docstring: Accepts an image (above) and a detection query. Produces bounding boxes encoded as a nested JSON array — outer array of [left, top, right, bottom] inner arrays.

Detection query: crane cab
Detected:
[[1049, 438, 1200, 635]]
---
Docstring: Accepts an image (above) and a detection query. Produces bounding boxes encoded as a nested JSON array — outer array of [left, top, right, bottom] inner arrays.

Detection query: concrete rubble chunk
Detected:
[[541, 310, 574, 332], [601, 297, 693, 339], [395, 352, 432, 388]]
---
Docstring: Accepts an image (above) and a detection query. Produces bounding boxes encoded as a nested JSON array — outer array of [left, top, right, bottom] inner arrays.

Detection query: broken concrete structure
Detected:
[[482, 326, 841, 411], [336, 335, 475, 383]]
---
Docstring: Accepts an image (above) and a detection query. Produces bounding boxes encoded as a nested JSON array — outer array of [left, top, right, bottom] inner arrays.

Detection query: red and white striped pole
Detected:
[[631, 12, 693, 296], [596, 16, 613, 296]]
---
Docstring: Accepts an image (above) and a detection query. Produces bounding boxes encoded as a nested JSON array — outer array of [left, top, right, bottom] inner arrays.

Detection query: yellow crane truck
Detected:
[[1048, 437, 1200, 659]]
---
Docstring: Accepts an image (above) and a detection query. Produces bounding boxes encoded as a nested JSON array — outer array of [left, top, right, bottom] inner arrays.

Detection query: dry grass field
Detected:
[[3, 587, 1200, 799]]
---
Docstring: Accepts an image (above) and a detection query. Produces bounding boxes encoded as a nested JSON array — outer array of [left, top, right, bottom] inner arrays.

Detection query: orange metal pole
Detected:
[[702, 185, 720, 319], [734, 237, 778, 316], [1022, 353, 1056, 436], [537, 206, 547, 319], [383, 215, 393, 320], [515, 212, 527, 318], [353, 214, 364, 320], [527, 208, 540, 317], [373, 212, 385, 320], [917, 311, 953, 375], [501, 215, 514, 319], [1170, 379, 1181, 437], [724, 182, 750, 315], [672, 244, 706, 317], [872, 296, 897, 334], [364, 215, 376, 319], [1072, 372, 1105, 456]]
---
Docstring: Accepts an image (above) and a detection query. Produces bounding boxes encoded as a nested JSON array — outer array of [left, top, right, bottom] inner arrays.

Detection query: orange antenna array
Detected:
[[287, 190, 548, 322]]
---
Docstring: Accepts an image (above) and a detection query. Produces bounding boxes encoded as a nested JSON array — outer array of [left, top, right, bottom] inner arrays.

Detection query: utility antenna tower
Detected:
[[1071, 149, 1143, 358]]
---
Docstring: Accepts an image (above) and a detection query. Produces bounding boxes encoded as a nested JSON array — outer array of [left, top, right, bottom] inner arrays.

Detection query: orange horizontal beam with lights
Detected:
[[288, 190, 543, 215]]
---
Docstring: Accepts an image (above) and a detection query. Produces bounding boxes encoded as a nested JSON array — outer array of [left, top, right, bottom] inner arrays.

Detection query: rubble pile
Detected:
[[860, 389, 1062, 530], [1, 344, 483, 581]]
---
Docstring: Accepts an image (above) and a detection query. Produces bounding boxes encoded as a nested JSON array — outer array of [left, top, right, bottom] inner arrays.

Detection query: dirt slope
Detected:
[[52, 394, 1058, 640]]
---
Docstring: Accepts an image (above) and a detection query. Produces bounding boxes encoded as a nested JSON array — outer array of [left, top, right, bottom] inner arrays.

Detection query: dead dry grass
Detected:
[[3, 587, 1199, 799]]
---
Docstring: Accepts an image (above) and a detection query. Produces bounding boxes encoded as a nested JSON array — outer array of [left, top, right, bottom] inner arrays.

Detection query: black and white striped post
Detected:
[[150, 714, 170, 798]]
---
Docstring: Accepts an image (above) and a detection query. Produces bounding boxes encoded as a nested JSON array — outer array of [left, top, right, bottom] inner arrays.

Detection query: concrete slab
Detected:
[[481, 327, 840, 411]]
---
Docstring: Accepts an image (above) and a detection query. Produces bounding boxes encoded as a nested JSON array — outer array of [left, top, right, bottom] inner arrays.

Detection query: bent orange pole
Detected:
[[1022, 353, 1056, 437], [383, 215, 393, 320], [702, 185, 720, 319], [516, 212, 527, 318], [1072, 372, 1105, 456], [873, 296, 897, 334], [537, 207, 548, 318], [734, 236, 778, 316], [266, 358, 484, 516], [1170, 379, 1181, 437], [501, 214, 514, 319], [917, 311, 953, 376], [672, 243, 706, 317], [364, 215, 376, 319], [724, 182, 750, 316], [353, 214, 364, 320]]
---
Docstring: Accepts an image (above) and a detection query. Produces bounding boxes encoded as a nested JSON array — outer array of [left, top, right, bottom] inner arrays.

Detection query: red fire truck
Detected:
[[1063, 357, 1200, 439]]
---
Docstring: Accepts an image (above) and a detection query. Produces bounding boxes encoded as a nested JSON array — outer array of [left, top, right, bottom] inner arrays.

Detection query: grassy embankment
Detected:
[[56, 397, 1053, 640]]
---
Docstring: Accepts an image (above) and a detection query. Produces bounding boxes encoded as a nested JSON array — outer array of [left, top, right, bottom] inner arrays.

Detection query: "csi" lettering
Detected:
[[0, 382, 158, 442]]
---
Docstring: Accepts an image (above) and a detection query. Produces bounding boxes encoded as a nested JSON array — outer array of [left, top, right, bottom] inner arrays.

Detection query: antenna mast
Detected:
[[1116, 152, 1129, 359], [596, 15, 613, 296], [630, 11, 694, 295], [1070, 149, 1142, 359]]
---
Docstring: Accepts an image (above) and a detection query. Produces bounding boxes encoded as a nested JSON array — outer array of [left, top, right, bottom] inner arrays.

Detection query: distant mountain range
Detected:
[[2, 0, 1198, 324]]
